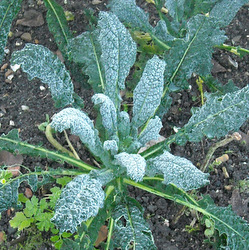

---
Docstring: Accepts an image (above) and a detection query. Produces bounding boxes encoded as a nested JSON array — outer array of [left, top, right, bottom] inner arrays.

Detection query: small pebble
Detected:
[[1, 63, 8, 71], [21, 32, 32, 42], [4, 48, 9, 54], [25, 188, 33, 198], [15, 41, 22, 46], [7, 74, 14, 81], [5, 79, 12, 84], [21, 105, 30, 111], [40, 85, 46, 91], [10, 64, 20, 72], [9, 120, 15, 126]]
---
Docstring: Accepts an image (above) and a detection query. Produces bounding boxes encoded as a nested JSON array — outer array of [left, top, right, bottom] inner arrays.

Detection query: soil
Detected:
[[0, 0, 249, 249]]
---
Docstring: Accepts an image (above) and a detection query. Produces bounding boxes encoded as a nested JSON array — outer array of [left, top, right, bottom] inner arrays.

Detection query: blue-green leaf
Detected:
[[210, 0, 248, 27], [92, 94, 117, 136], [138, 116, 162, 146], [50, 108, 104, 158], [11, 44, 74, 108], [132, 55, 166, 128], [51, 174, 105, 233], [146, 151, 209, 191], [178, 85, 249, 144], [115, 153, 146, 182], [68, 30, 104, 93], [98, 11, 136, 108], [112, 197, 156, 249], [0, 0, 22, 63], [103, 140, 118, 155], [118, 111, 131, 141]]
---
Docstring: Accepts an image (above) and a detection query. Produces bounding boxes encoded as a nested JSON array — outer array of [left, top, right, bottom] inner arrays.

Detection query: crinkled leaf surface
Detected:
[[118, 111, 131, 141], [146, 151, 209, 191], [164, 14, 226, 89], [68, 30, 104, 93], [108, 0, 153, 33], [11, 44, 74, 108], [98, 11, 136, 108], [44, 0, 72, 56], [138, 116, 162, 146], [177, 85, 249, 144], [199, 195, 249, 249], [132, 55, 166, 128], [103, 140, 118, 155], [115, 153, 146, 182], [210, 0, 248, 27], [92, 94, 117, 136], [51, 174, 105, 233], [0, 0, 22, 63], [112, 197, 156, 249], [50, 108, 103, 158]]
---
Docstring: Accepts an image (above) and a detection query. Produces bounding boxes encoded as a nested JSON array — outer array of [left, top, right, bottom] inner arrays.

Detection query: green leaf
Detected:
[[210, 0, 248, 27], [11, 44, 75, 108], [51, 174, 105, 233], [115, 153, 146, 182], [36, 212, 54, 232], [118, 111, 131, 141], [10, 212, 34, 231], [98, 11, 136, 108], [56, 176, 72, 187], [112, 197, 156, 249], [0, 129, 94, 172], [50, 108, 104, 158], [68, 30, 104, 93], [164, 14, 226, 89], [138, 116, 163, 146], [199, 195, 249, 249], [43, 0, 72, 56], [92, 94, 117, 136], [132, 55, 166, 128], [0, 0, 22, 63], [24, 196, 39, 217], [177, 85, 249, 144], [49, 186, 62, 209], [146, 151, 209, 191]]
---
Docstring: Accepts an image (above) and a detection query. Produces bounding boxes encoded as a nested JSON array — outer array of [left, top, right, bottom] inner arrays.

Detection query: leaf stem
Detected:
[[105, 217, 114, 250], [45, 125, 75, 158], [215, 43, 249, 57], [63, 130, 80, 160]]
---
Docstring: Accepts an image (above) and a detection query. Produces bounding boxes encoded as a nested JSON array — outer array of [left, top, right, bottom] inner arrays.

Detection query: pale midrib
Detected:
[[46, 0, 68, 45], [0, 2, 13, 32]]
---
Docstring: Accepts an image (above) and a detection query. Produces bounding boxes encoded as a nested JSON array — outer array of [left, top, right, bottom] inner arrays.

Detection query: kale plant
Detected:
[[0, 0, 249, 249]]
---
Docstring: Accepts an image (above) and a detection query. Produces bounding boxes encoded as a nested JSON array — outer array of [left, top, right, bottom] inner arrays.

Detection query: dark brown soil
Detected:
[[0, 0, 248, 249]]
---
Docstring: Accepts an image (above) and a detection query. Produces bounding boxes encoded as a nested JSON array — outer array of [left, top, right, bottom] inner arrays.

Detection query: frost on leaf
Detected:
[[132, 55, 166, 128], [51, 174, 105, 233], [92, 94, 117, 135], [50, 108, 103, 157], [147, 151, 209, 191], [109, 0, 153, 33], [103, 140, 118, 155], [112, 198, 156, 249], [138, 116, 162, 146], [118, 111, 131, 140], [98, 11, 136, 107], [179, 85, 249, 144], [164, 15, 226, 89], [11, 44, 74, 108], [115, 153, 146, 182]]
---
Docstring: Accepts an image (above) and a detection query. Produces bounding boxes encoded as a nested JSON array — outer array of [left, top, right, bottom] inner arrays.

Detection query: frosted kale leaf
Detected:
[[146, 151, 209, 191], [138, 116, 162, 146], [103, 140, 118, 155], [98, 11, 136, 108], [68, 30, 103, 92], [50, 108, 103, 157], [0, 0, 22, 63], [118, 111, 131, 141], [115, 153, 146, 182], [112, 198, 156, 249], [11, 44, 74, 108], [179, 85, 249, 143], [164, 14, 226, 89], [108, 0, 153, 33], [51, 174, 105, 233], [199, 195, 249, 249], [92, 94, 117, 136], [210, 0, 248, 27], [132, 55, 166, 128]]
